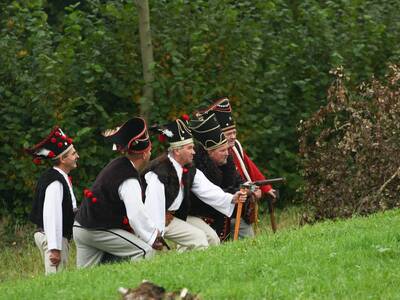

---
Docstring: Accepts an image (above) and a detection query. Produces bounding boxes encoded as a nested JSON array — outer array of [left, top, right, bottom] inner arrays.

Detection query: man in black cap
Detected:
[[73, 117, 163, 268], [188, 112, 244, 241], [144, 115, 246, 250], [200, 97, 276, 238], [26, 126, 79, 275]]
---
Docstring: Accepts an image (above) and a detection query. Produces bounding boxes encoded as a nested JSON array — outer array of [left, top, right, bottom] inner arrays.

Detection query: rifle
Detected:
[[234, 178, 286, 239], [241, 177, 286, 192]]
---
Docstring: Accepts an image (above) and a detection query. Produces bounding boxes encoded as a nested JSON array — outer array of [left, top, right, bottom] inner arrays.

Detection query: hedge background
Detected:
[[1, 0, 400, 221]]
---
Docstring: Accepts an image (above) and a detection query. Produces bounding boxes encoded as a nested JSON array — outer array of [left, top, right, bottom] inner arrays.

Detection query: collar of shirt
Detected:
[[53, 167, 70, 185], [53, 166, 77, 209], [167, 154, 183, 183]]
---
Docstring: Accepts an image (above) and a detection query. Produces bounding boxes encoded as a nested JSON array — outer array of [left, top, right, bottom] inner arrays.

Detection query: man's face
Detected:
[[175, 143, 195, 166], [143, 146, 152, 164], [224, 128, 237, 148], [61, 146, 79, 171], [208, 143, 229, 166]]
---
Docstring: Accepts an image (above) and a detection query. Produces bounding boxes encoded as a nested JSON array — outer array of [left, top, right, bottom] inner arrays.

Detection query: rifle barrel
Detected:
[[253, 177, 286, 186]]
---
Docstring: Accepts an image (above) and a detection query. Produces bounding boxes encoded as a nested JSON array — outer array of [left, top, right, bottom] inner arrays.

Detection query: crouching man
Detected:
[[73, 117, 163, 268]]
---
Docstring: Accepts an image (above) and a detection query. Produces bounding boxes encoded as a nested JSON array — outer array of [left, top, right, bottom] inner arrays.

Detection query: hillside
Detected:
[[1, 209, 399, 299]]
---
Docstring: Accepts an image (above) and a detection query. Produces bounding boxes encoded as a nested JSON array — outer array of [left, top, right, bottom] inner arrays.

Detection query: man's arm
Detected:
[[143, 172, 167, 234], [43, 181, 64, 266], [241, 150, 276, 197], [119, 178, 159, 245], [191, 169, 236, 217]]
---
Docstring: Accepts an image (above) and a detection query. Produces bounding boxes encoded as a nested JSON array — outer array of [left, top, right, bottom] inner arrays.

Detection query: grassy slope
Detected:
[[1, 209, 399, 300]]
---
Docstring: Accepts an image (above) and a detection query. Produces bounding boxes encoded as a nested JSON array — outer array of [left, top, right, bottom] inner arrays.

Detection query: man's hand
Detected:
[[152, 236, 166, 251], [152, 231, 165, 251], [232, 190, 247, 204], [267, 189, 277, 203], [252, 186, 262, 199], [49, 249, 61, 266]]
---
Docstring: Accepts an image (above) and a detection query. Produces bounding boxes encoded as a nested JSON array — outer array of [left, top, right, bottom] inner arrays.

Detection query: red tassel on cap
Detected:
[[158, 134, 167, 143], [55, 131, 61, 137], [51, 138, 57, 143], [91, 197, 97, 203], [67, 138, 73, 144], [48, 151, 55, 158], [182, 114, 190, 121], [33, 157, 42, 165]]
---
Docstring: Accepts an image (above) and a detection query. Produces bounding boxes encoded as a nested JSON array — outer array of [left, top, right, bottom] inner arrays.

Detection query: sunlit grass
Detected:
[[1, 208, 399, 299]]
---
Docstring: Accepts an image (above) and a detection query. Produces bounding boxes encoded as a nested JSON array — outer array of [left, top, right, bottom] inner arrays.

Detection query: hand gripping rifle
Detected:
[[233, 178, 286, 240]]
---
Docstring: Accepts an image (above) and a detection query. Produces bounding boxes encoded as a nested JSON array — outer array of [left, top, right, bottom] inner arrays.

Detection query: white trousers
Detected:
[[34, 232, 69, 275], [165, 216, 220, 251], [73, 221, 155, 268]]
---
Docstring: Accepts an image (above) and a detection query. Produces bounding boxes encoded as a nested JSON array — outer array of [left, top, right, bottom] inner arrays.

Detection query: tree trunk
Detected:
[[135, 0, 154, 121]]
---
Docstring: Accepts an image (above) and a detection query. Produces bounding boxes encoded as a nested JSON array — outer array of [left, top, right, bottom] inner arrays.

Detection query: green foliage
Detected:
[[1, 0, 400, 220], [1, 209, 399, 299], [299, 66, 400, 220]]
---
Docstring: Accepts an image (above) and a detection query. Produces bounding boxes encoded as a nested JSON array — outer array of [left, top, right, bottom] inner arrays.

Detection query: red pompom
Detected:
[[61, 135, 67, 140], [57, 142, 63, 148], [83, 189, 90, 198], [87, 191, 93, 198], [182, 114, 190, 121], [55, 131, 61, 137], [158, 134, 167, 143], [182, 167, 188, 173], [91, 197, 97, 203], [67, 138, 73, 144], [122, 217, 129, 225], [51, 137, 57, 143], [33, 157, 42, 165], [48, 151, 55, 158]]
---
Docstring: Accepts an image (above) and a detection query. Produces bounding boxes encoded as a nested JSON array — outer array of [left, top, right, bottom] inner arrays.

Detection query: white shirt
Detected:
[[43, 167, 77, 250], [118, 163, 158, 245], [144, 155, 235, 234]]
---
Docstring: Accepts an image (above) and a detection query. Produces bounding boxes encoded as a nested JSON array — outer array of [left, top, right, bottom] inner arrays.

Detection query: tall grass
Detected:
[[1, 208, 399, 299]]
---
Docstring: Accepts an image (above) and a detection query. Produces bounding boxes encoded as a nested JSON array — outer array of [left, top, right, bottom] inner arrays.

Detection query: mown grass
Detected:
[[1, 207, 399, 299]]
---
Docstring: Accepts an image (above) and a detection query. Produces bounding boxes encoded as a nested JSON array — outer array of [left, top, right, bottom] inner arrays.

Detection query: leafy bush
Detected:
[[1, 0, 400, 221], [299, 65, 400, 221]]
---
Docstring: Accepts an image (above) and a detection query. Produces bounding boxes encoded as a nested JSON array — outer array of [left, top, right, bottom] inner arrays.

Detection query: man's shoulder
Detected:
[[143, 154, 170, 173]]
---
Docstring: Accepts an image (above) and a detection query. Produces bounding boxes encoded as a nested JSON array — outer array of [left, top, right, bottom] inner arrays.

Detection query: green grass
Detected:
[[1, 208, 399, 299]]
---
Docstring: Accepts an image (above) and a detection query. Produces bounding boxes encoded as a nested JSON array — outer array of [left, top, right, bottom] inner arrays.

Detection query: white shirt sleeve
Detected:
[[43, 181, 64, 250], [119, 179, 158, 245], [192, 169, 236, 217], [144, 171, 166, 234]]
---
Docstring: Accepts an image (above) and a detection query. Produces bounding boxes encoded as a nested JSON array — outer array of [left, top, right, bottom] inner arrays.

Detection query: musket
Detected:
[[242, 177, 286, 191], [240, 177, 286, 235]]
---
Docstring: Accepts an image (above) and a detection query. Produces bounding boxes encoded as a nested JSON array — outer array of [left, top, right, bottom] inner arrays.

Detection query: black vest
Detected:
[[75, 156, 140, 229], [189, 146, 243, 239], [143, 155, 196, 221], [30, 168, 74, 239]]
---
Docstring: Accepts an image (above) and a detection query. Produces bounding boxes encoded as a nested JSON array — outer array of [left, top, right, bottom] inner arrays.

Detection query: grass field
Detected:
[[1, 207, 399, 299]]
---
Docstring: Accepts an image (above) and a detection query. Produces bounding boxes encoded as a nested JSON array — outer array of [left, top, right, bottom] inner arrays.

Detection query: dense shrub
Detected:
[[299, 65, 400, 221]]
